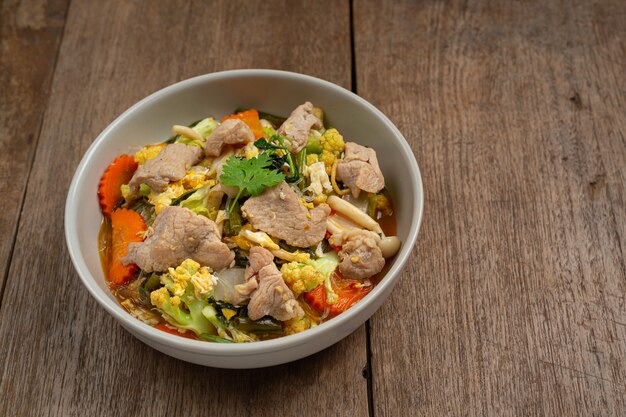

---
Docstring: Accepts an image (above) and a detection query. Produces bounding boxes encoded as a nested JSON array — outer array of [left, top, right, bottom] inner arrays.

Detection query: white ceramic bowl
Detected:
[[65, 69, 423, 368]]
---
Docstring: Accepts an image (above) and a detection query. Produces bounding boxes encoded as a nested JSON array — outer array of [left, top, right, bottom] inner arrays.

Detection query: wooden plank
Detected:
[[0, 1, 365, 416], [0, 0, 70, 298], [354, 0, 626, 415]]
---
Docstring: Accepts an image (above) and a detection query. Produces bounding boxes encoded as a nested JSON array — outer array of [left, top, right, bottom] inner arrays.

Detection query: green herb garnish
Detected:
[[220, 153, 285, 211]]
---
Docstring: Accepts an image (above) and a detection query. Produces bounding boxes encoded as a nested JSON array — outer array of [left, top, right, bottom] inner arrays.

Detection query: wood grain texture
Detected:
[[0, 0, 69, 299], [0, 1, 364, 416], [355, 0, 626, 415]]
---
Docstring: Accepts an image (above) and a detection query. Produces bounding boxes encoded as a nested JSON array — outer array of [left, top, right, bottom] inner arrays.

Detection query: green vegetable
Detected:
[[254, 137, 285, 151], [226, 200, 242, 235], [139, 184, 151, 197], [151, 285, 214, 336], [305, 136, 323, 154], [295, 148, 307, 189], [175, 117, 219, 147], [308, 252, 340, 304], [139, 273, 162, 302], [235, 316, 282, 334], [220, 153, 285, 212], [170, 189, 197, 206], [178, 184, 218, 219], [274, 135, 299, 182], [253, 135, 300, 183], [367, 193, 378, 219], [201, 305, 255, 343]]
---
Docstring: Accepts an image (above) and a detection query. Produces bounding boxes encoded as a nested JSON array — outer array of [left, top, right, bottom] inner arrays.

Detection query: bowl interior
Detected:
[[67, 70, 422, 350]]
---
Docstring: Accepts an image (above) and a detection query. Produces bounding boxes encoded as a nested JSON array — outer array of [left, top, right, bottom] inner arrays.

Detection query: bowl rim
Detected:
[[65, 69, 424, 356]]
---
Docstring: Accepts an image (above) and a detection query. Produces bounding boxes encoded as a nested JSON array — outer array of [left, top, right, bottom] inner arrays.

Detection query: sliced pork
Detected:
[[231, 246, 274, 305], [128, 143, 203, 196], [247, 261, 304, 321], [241, 182, 330, 247], [336, 142, 385, 197], [205, 119, 254, 157], [338, 229, 385, 279], [277, 102, 323, 153], [122, 206, 234, 272]]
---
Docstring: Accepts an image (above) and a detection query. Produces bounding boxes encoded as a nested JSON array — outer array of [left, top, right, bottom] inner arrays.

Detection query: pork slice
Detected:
[[128, 143, 203, 196], [241, 182, 330, 247], [231, 247, 274, 305], [205, 119, 254, 157], [277, 102, 323, 153], [336, 142, 385, 197], [338, 229, 385, 279], [122, 206, 234, 272], [247, 262, 304, 321]]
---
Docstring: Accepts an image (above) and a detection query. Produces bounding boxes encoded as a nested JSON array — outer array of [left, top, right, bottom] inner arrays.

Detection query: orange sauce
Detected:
[[98, 199, 398, 338]]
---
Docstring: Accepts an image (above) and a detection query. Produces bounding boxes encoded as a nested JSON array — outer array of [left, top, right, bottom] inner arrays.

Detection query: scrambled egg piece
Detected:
[[280, 262, 325, 298], [300, 197, 314, 209], [148, 182, 186, 213], [242, 142, 260, 159], [306, 161, 332, 196], [181, 169, 211, 189], [284, 316, 316, 335], [166, 259, 215, 298], [319, 128, 345, 174], [134, 144, 166, 165], [221, 308, 237, 321]]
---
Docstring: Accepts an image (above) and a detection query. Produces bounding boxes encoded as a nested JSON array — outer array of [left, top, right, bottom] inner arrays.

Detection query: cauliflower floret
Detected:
[[319, 128, 345, 174], [166, 259, 216, 298], [284, 315, 316, 335], [134, 144, 166, 165], [306, 154, 319, 166], [281, 262, 326, 298], [306, 161, 332, 197]]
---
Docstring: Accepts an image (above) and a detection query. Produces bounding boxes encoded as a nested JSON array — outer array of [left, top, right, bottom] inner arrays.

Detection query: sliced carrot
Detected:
[[109, 208, 146, 285], [222, 109, 264, 139], [303, 273, 372, 317], [155, 323, 197, 339], [98, 154, 138, 217]]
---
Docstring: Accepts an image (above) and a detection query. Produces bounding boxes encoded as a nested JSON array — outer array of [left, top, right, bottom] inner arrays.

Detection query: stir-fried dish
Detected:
[[97, 103, 401, 342]]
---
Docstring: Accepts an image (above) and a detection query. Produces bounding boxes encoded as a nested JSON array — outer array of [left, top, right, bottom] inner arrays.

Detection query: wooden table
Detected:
[[2, 0, 625, 415]]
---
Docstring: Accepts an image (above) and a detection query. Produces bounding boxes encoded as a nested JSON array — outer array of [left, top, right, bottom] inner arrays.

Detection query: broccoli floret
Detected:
[[149, 259, 216, 337], [150, 287, 213, 335]]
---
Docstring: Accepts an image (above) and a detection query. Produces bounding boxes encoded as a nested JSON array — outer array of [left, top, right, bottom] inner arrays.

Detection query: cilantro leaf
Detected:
[[220, 153, 285, 211]]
